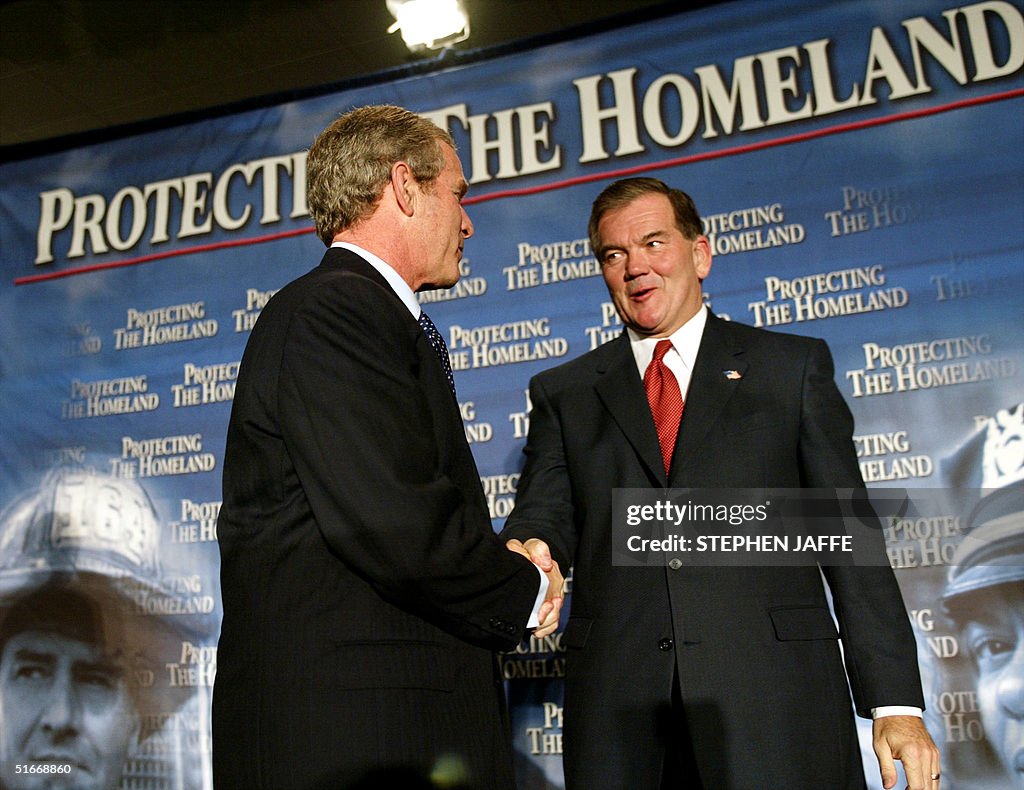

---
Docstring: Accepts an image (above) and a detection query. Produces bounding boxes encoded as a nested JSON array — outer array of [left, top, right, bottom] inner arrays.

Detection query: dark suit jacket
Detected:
[[502, 313, 924, 790], [213, 248, 541, 789]]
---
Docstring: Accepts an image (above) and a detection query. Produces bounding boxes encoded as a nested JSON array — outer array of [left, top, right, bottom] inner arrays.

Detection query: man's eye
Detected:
[[77, 670, 118, 690], [14, 664, 51, 682], [969, 635, 1014, 669], [602, 251, 623, 264]]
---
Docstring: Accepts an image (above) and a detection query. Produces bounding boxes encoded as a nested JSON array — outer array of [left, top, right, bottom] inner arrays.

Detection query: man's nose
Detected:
[[996, 645, 1024, 719], [623, 251, 648, 278], [461, 206, 474, 238], [39, 672, 81, 737]]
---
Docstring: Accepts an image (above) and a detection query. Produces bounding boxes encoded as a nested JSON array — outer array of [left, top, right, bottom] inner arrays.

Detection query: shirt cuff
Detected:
[[525, 564, 550, 629], [871, 706, 923, 719]]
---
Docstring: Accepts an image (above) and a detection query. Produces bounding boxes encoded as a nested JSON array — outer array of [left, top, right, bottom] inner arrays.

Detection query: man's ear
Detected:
[[390, 161, 416, 218], [693, 235, 712, 280]]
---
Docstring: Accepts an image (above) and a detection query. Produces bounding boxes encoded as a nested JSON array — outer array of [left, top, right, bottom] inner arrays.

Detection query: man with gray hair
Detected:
[[213, 105, 562, 789]]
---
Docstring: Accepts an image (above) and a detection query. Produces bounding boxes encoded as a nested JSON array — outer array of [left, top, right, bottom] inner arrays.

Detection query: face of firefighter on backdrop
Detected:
[[958, 584, 1024, 785], [942, 411, 1024, 787], [0, 624, 141, 790], [0, 468, 206, 790]]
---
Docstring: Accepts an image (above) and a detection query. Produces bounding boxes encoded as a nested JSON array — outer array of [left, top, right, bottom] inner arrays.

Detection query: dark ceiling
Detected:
[[0, 0, 682, 157]]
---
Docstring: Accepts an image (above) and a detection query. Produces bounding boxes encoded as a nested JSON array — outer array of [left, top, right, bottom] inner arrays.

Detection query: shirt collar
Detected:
[[626, 304, 708, 376], [331, 241, 420, 319]]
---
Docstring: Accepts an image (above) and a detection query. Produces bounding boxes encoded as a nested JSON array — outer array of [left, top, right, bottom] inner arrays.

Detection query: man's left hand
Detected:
[[873, 715, 941, 790]]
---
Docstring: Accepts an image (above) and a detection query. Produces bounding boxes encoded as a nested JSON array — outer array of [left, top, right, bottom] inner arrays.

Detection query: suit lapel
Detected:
[[673, 314, 748, 481], [593, 334, 667, 485]]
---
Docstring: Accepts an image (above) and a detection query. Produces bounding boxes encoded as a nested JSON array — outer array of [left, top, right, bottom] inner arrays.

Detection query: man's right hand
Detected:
[[507, 538, 563, 637]]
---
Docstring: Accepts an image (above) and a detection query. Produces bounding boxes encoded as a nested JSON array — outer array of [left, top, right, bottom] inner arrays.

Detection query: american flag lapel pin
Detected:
[[723, 370, 742, 380]]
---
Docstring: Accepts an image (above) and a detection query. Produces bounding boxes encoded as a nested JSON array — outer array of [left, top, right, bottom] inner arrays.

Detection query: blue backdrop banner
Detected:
[[1, 1, 1022, 787]]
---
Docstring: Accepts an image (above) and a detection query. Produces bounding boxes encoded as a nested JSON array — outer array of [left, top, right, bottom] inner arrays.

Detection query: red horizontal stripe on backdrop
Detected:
[[14, 227, 314, 285], [14, 87, 1023, 286]]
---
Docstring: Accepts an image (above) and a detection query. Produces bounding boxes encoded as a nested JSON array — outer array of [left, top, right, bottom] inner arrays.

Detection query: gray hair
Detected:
[[306, 105, 455, 246]]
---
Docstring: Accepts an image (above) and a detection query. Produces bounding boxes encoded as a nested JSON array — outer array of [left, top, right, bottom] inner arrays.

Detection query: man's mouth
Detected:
[[628, 285, 655, 300], [29, 755, 91, 773]]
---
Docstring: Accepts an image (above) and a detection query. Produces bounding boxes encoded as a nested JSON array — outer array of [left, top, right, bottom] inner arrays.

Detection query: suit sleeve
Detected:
[[500, 376, 579, 573], [797, 338, 925, 715], [278, 273, 540, 651]]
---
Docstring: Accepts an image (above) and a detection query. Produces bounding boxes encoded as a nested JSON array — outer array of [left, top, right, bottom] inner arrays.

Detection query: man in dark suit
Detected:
[[213, 105, 563, 790], [501, 178, 940, 789]]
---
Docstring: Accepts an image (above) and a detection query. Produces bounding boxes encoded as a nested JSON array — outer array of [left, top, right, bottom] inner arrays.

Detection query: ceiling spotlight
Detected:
[[386, 0, 470, 53]]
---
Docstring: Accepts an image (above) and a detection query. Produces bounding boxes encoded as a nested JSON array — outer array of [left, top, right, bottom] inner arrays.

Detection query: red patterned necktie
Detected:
[[644, 339, 684, 476]]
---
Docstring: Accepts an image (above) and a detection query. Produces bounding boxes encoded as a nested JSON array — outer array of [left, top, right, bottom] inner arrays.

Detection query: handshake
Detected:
[[506, 538, 564, 638]]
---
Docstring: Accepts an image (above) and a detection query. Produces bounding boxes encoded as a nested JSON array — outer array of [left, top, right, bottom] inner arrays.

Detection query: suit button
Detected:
[[658, 638, 673, 651], [505, 623, 517, 635], [668, 558, 682, 570], [489, 617, 502, 628]]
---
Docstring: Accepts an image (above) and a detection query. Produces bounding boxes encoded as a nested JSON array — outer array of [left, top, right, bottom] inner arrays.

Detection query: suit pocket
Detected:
[[562, 617, 593, 649], [324, 640, 459, 691], [720, 409, 786, 435], [768, 605, 839, 641]]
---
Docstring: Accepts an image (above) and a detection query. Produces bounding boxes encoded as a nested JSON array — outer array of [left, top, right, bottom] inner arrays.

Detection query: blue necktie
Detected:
[[418, 311, 456, 396]]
